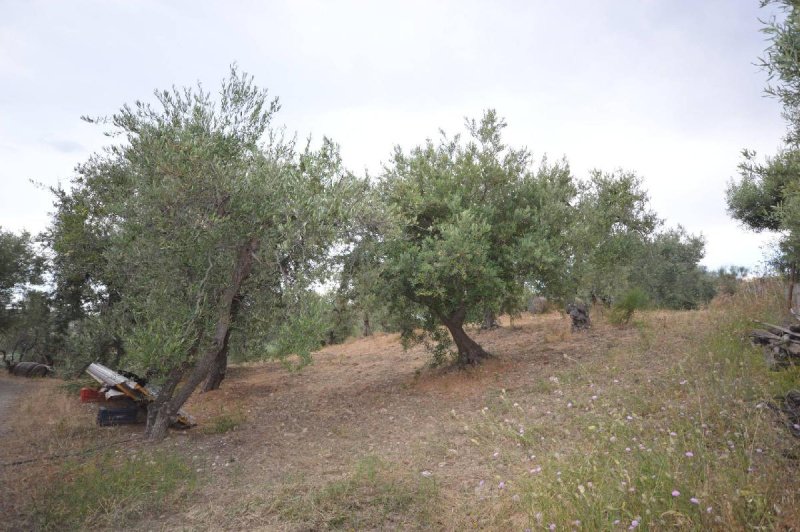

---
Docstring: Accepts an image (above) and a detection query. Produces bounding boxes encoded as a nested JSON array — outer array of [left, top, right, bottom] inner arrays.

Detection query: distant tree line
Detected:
[[0, 67, 741, 440]]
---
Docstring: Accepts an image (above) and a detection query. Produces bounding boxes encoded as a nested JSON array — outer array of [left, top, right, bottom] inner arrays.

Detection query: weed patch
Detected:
[[267, 456, 440, 529], [28, 450, 198, 530], [202, 410, 247, 434]]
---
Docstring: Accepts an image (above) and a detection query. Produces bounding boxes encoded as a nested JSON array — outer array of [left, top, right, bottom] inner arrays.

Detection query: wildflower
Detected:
[[625, 447, 631, 452], [610, 436, 617, 442], [591, 395, 598, 400], [706, 506, 713, 513], [613, 520, 620, 525], [549, 524, 556, 531], [684, 451, 694, 457], [567, 402, 573, 408], [478, 479, 485, 487], [679, 379, 688, 385], [421, 470, 433, 477], [756, 448, 763, 453], [493, 451, 499, 458], [669, 431, 677, 437], [626, 415, 633, 421], [629, 519, 639, 529], [573, 520, 581, 527], [530, 466, 542, 474], [690, 497, 699, 504], [672, 490, 680, 497], [498, 481, 505, 489]]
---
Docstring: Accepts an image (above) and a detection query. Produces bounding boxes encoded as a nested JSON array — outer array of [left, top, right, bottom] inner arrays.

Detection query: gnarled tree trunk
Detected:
[[202, 296, 240, 392], [481, 309, 499, 330], [145, 237, 259, 441], [440, 308, 490, 366]]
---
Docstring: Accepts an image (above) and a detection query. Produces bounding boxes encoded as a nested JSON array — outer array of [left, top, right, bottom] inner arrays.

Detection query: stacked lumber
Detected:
[[750, 320, 800, 370]]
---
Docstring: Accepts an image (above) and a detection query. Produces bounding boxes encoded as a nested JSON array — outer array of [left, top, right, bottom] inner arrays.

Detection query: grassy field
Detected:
[[2, 282, 799, 530]]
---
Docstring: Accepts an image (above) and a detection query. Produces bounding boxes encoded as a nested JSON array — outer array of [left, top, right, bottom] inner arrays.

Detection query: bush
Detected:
[[609, 287, 649, 325]]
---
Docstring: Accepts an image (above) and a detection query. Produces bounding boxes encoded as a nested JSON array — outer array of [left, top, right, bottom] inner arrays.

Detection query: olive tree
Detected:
[[378, 111, 575, 366], [727, 1, 800, 307], [66, 68, 360, 440]]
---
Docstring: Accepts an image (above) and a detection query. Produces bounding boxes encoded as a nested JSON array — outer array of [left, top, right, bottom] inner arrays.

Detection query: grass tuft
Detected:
[[29, 450, 198, 530], [202, 410, 247, 434], [266, 455, 440, 529]]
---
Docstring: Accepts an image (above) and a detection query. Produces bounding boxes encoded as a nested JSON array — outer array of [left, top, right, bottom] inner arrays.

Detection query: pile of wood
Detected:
[[750, 320, 800, 370]]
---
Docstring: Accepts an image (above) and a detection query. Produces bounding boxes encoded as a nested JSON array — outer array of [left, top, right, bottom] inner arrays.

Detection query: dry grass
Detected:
[[3, 282, 799, 530]]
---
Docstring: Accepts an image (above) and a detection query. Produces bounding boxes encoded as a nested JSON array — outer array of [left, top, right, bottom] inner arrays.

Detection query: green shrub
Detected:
[[609, 287, 649, 325]]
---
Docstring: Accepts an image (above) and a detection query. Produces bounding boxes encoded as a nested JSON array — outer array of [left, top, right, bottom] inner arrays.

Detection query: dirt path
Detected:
[[0, 377, 27, 438]]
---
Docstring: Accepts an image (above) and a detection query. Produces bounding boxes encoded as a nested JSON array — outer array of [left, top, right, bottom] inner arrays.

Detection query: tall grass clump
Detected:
[[609, 287, 649, 325]]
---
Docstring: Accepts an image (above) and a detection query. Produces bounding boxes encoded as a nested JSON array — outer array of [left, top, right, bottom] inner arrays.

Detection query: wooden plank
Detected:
[[754, 321, 800, 340]]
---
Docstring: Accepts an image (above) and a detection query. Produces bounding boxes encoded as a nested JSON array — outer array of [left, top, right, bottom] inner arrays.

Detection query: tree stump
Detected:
[[566, 302, 590, 332]]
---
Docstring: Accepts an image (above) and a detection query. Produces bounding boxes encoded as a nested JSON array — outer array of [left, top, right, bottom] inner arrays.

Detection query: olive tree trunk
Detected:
[[201, 296, 241, 392], [481, 309, 499, 330], [440, 308, 490, 366], [362, 313, 372, 337], [145, 237, 259, 441]]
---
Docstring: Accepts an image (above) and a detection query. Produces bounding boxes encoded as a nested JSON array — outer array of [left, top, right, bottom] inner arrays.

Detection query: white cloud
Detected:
[[0, 0, 789, 269]]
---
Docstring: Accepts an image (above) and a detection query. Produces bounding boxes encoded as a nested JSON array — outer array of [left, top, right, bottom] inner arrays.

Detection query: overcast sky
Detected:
[[0, 0, 789, 270]]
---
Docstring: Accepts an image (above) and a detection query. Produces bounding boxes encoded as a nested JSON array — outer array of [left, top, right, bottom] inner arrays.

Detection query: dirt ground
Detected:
[[0, 376, 28, 438], [5, 309, 743, 530], [152, 312, 643, 528]]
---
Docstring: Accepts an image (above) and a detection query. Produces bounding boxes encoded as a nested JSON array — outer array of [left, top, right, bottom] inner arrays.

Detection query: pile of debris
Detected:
[[566, 302, 591, 332], [3, 351, 52, 377], [749, 321, 800, 370], [749, 318, 800, 438], [83, 362, 194, 428]]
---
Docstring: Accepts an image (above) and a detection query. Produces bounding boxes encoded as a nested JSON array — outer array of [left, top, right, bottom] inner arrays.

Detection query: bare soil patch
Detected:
[[0, 375, 28, 438]]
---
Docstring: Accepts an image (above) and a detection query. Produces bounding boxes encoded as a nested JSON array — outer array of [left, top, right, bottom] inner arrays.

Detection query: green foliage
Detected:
[[629, 227, 716, 310], [760, 0, 800, 143], [378, 110, 575, 363], [608, 287, 649, 325], [727, 2, 800, 274], [31, 451, 197, 530], [569, 173, 713, 309], [0, 229, 43, 334], [714, 265, 749, 296], [51, 67, 359, 385], [568, 170, 660, 301]]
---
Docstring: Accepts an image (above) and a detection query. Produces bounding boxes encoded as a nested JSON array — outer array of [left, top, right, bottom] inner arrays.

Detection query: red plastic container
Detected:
[[80, 387, 103, 402]]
